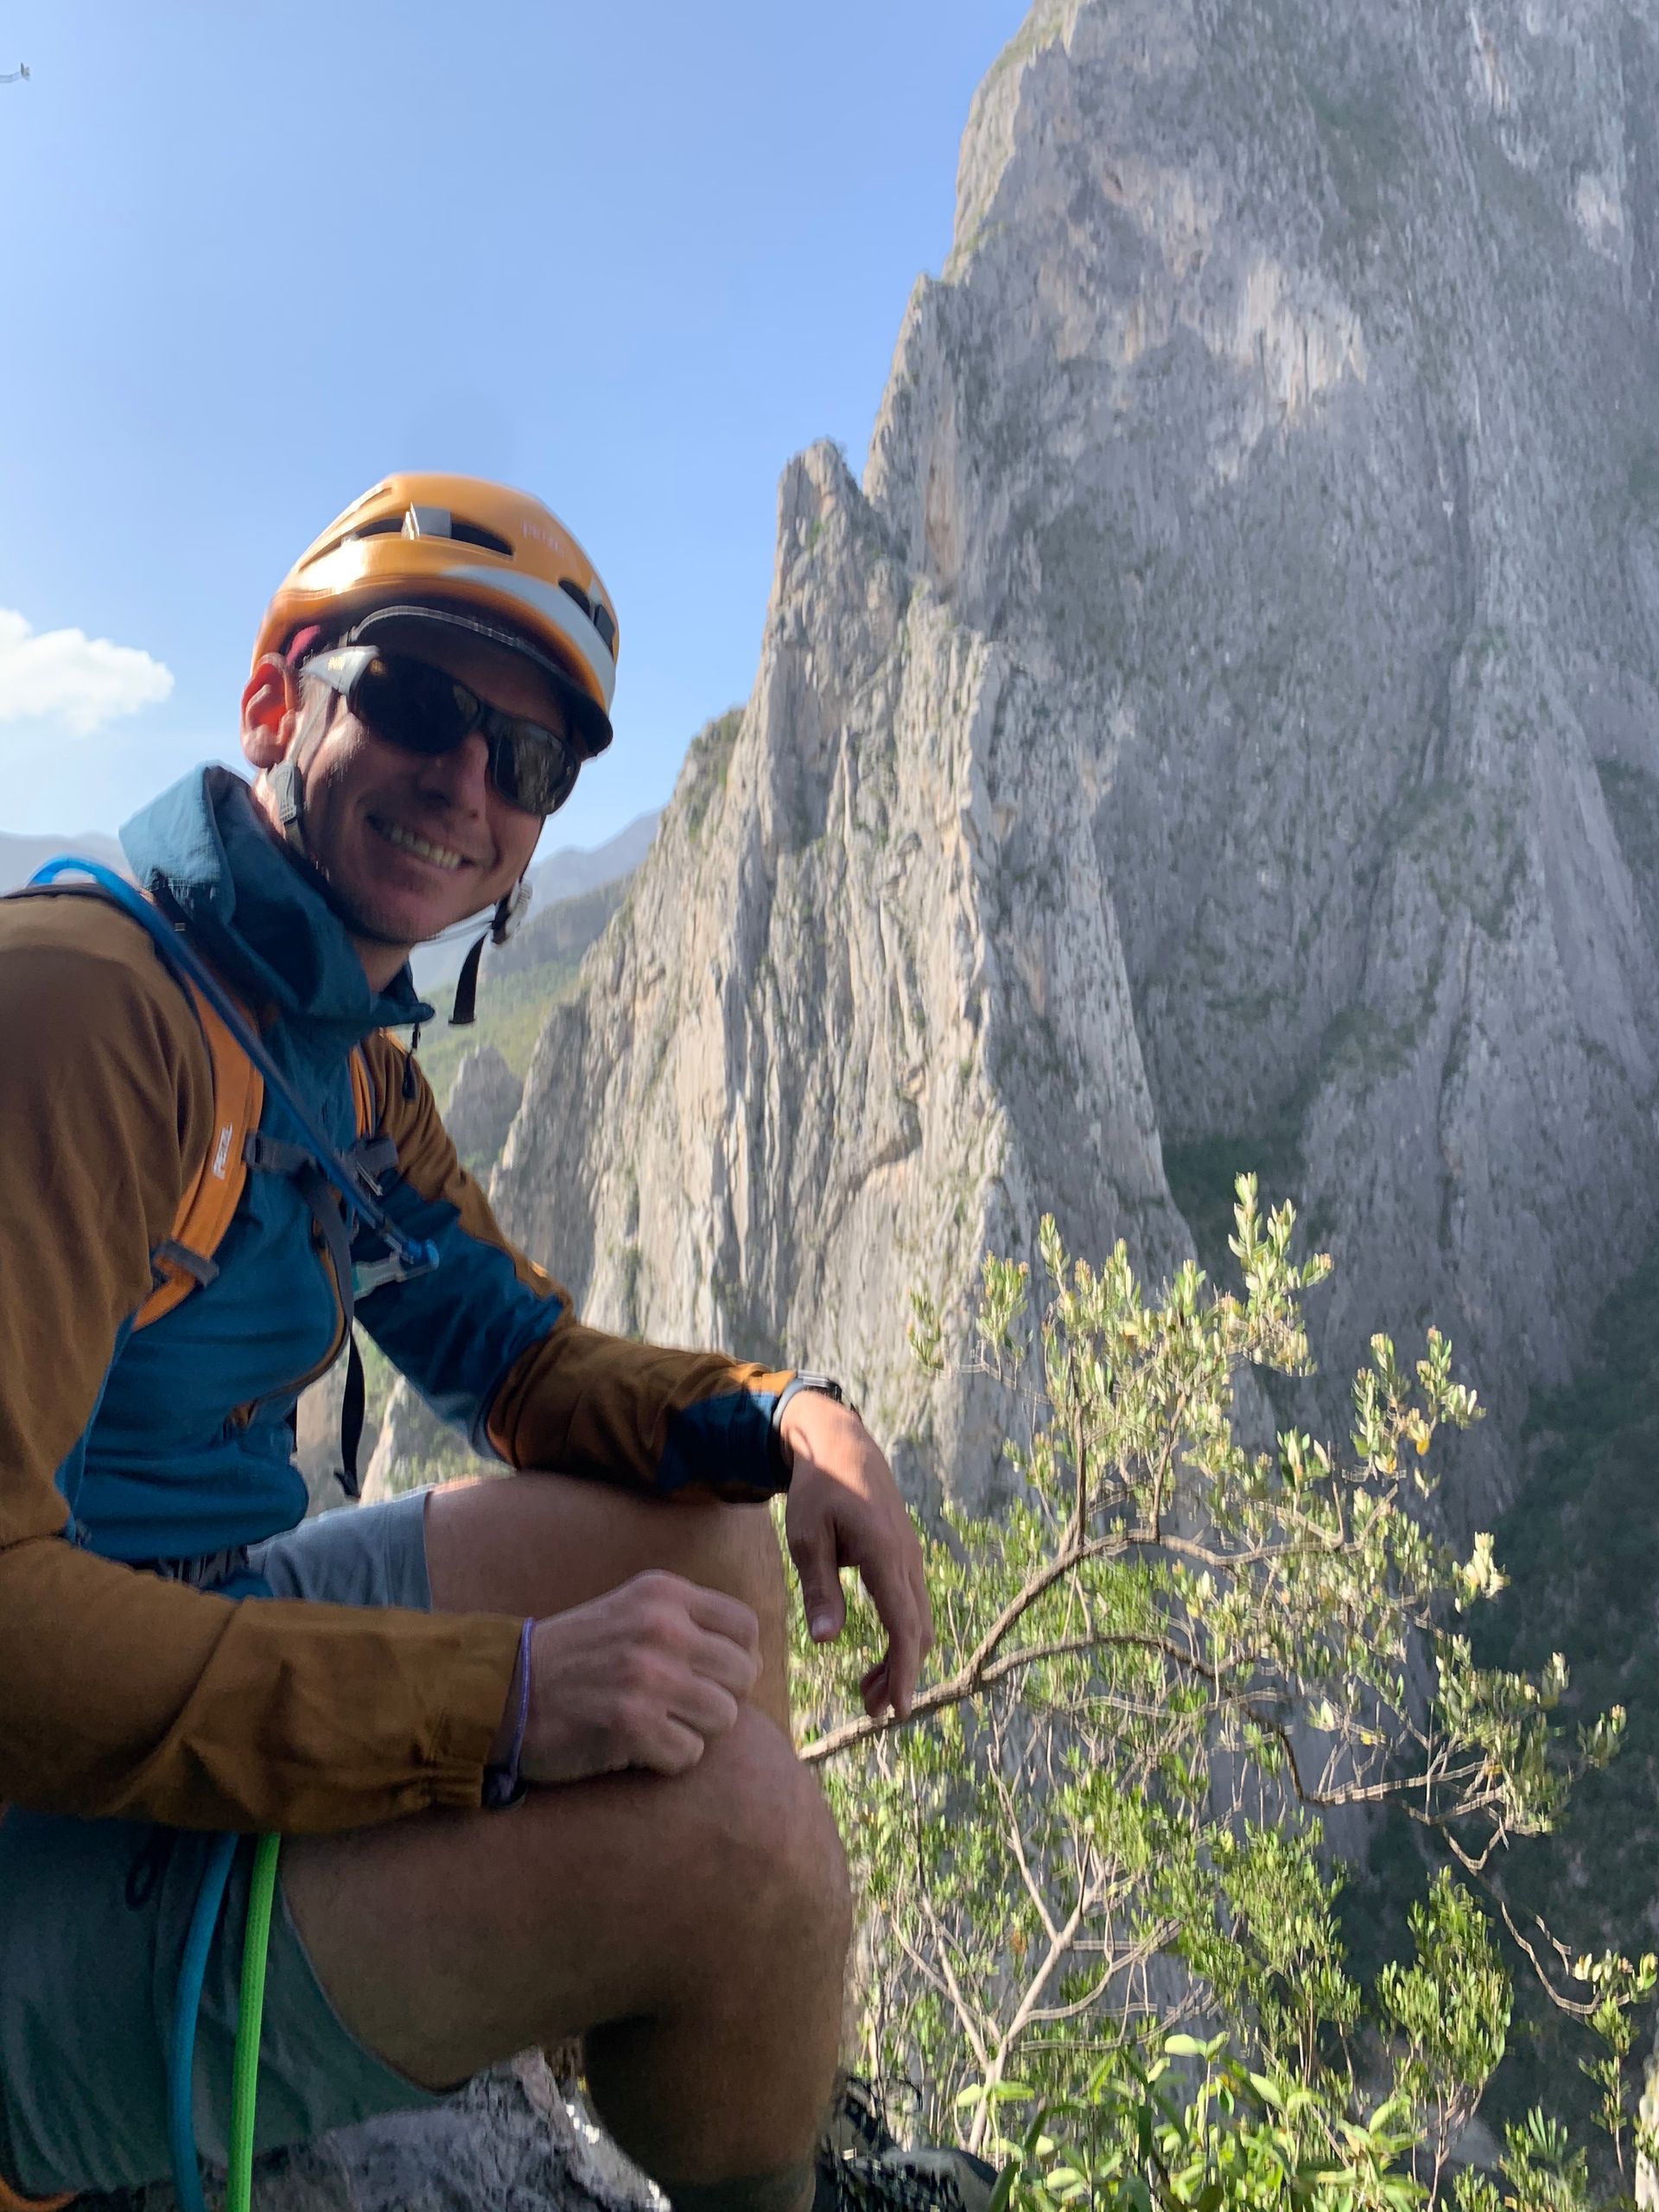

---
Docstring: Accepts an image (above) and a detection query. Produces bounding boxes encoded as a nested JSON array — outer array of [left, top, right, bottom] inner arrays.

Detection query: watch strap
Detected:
[[770, 1373, 846, 1483]]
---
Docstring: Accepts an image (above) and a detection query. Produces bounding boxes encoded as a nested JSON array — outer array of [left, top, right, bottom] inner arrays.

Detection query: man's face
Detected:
[[251, 629, 552, 958]]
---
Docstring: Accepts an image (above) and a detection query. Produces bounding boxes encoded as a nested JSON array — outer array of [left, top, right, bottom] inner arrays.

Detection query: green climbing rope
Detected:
[[227, 1834, 281, 2212]]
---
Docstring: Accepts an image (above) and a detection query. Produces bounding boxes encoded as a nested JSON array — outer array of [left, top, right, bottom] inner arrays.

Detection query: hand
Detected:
[[780, 1395, 935, 1720], [512, 1571, 761, 1784]]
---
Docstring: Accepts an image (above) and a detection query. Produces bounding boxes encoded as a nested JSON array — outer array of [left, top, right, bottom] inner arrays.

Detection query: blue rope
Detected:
[[168, 1833, 238, 2212]]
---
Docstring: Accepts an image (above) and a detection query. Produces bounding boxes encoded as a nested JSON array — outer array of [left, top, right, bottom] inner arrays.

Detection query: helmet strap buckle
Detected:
[[268, 759, 308, 860]]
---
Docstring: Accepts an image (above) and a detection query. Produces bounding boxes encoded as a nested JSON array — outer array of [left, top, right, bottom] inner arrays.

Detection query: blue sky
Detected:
[[0, 0, 1023, 855]]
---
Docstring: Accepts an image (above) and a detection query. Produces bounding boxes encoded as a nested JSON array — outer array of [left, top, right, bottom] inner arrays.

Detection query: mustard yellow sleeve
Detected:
[[362, 1033, 793, 1502], [0, 899, 520, 1832]]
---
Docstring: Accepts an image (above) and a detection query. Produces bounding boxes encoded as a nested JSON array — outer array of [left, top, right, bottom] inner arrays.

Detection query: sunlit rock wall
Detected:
[[492, 0, 1659, 1523]]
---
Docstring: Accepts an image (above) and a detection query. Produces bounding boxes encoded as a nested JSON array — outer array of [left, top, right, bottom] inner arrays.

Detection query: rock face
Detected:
[[491, 880, 631, 983], [79, 2059, 658, 2212], [489, 0, 1659, 1523], [445, 1044, 526, 1176], [292, 1355, 355, 1516]]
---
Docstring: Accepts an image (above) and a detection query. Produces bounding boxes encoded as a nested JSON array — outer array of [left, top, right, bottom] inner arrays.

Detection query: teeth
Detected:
[[378, 820, 467, 871]]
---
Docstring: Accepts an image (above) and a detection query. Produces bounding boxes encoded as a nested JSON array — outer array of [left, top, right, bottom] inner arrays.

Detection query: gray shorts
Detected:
[[0, 1491, 448, 2198]]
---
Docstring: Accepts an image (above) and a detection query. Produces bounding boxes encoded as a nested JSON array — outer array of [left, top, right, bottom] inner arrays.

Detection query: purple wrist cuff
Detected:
[[483, 1618, 534, 1811]]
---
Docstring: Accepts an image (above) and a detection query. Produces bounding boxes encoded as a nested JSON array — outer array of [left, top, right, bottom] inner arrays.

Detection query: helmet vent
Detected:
[[561, 578, 617, 652], [397, 506, 512, 560], [448, 518, 514, 558], [302, 515, 402, 566]]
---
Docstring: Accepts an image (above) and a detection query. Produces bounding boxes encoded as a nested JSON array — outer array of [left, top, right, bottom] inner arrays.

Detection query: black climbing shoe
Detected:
[[813, 2136, 1001, 2211], [823, 2074, 903, 2160]]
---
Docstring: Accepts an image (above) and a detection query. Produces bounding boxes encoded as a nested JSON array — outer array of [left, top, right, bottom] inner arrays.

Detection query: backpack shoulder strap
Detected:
[[3, 863, 270, 1335], [349, 1043, 378, 1139], [137, 972, 265, 1332], [24, 858, 438, 1291]]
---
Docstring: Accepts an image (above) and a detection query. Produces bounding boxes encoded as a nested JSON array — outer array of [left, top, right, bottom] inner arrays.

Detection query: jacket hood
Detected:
[[120, 766, 435, 1046]]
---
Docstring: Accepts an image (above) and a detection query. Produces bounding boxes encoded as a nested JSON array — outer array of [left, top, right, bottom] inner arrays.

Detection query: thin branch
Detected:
[[915, 1885, 991, 2072], [1071, 1390, 1090, 1551], [1028, 1967, 1116, 2026], [1443, 1834, 1601, 2021], [989, 1757, 1061, 1948]]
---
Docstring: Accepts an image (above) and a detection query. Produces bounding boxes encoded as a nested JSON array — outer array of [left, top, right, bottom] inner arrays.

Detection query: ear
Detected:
[[241, 654, 303, 772]]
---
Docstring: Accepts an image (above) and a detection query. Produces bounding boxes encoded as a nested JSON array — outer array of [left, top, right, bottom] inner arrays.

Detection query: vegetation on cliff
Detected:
[[797, 1185, 1656, 2210]]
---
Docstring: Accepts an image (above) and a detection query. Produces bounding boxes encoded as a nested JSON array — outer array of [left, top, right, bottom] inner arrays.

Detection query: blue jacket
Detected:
[[0, 766, 791, 1831]]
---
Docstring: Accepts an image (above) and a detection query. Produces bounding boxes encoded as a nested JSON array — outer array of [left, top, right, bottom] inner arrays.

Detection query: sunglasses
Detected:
[[302, 645, 584, 817]]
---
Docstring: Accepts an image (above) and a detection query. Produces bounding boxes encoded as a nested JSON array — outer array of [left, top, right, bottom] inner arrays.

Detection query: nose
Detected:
[[415, 729, 493, 814]]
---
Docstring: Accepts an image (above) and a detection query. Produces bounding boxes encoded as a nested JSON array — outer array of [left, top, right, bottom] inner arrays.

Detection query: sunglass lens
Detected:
[[353, 654, 579, 815], [489, 725, 581, 815], [355, 657, 475, 757]]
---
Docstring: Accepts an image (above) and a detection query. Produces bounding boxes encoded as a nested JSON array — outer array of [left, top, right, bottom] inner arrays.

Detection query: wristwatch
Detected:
[[770, 1372, 846, 1481]]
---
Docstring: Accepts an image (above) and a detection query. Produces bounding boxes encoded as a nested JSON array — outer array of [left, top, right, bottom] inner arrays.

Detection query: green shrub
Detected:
[[794, 1184, 1656, 2207]]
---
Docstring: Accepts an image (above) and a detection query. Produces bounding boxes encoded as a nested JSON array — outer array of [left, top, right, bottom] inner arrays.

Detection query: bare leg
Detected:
[[421, 1472, 795, 1737], [283, 1471, 844, 2197]]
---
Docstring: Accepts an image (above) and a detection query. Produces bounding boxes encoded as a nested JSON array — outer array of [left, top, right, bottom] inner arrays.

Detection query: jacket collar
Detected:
[[120, 766, 435, 1047]]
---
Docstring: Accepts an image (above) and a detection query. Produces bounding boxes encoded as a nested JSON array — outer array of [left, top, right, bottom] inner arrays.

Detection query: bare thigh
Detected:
[[282, 1471, 832, 2106], [423, 1469, 793, 1733], [280, 1707, 842, 2097]]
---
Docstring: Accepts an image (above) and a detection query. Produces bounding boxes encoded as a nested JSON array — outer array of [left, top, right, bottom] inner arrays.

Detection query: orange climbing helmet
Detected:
[[252, 472, 620, 752]]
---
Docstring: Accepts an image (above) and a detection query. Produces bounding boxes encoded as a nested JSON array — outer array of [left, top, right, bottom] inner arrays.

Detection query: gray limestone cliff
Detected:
[[486, 0, 1659, 1526], [79, 2059, 658, 2212], [446, 1044, 526, 1177]]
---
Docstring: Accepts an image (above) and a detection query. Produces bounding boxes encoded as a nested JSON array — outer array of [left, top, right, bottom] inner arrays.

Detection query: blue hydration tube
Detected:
[[168, 1833, 239, 2212]]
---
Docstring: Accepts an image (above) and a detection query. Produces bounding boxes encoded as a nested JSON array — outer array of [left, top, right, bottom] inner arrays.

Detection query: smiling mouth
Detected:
[[370, 817, 474, 873]]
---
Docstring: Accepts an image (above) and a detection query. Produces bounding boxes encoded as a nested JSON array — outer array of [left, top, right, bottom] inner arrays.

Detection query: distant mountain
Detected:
[[0, 830, 128, 894], [411, 809, 661, 989], [527, 810, 661, 910]]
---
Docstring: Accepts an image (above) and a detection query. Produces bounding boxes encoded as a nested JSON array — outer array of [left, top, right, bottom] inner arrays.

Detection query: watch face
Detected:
[[794, 1373, 845, 1403]]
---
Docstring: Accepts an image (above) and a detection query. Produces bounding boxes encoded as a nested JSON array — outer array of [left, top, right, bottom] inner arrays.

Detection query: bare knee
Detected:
[[584, 1711, 850, 2181], [664, 1708, 850, 1985], [667, 1496, 785, 1613], [423, 1469, 789, 1643], [710, 1506, 791, 1732]]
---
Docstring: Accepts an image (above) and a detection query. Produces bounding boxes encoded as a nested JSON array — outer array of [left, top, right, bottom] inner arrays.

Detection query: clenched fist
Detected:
[[510, 1570, 762, 1784]]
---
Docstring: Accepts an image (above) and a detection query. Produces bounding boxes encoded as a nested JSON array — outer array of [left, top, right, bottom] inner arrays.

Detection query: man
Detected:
[[0, 476, 994, 2212]]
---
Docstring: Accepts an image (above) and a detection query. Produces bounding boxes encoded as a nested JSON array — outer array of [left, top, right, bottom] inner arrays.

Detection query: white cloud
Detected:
[[0, 607, 175, 735]]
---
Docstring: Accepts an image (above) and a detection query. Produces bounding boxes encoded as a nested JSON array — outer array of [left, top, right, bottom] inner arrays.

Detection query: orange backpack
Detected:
[[139, 972, 377, 1331]]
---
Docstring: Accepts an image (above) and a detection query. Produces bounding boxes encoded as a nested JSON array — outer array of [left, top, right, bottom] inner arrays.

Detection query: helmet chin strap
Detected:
[[266, 755, 531, 982], [265, 757, 416, 950], [450, 876, 531, 1027], [268, 757, 310, 861]]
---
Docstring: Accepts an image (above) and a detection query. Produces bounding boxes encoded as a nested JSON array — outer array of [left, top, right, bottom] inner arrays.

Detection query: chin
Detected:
[[345, 861, 493, 946], [322, 879, 432, 952]]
